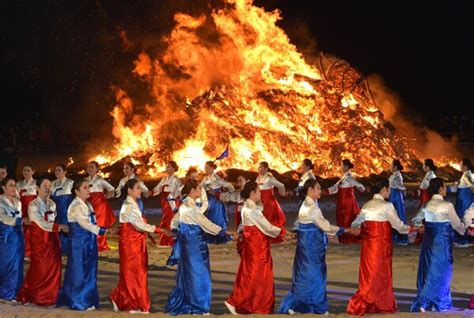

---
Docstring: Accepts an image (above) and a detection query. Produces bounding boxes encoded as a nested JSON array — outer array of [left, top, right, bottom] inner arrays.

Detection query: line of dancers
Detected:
[[0, 157, 473, 315]]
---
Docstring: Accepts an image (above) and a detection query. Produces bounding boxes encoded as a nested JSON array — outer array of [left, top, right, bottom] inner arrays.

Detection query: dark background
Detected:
[[1, 0, 473, 149]]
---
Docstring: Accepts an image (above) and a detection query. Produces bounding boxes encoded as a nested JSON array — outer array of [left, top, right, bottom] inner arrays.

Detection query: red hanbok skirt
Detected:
[[469, 294, 474, 309], [20, 194, 37, 257], [347, 221, 397, 315], [227, 226, 275, 314], [89, 192, 116, 251], [110, 222, 151, 312], [17, 222, 61, 306], [336, 187, 361, 244], [414, 189, 432, 244], [260, 189, 286, 243], [158, 191, 180, 246]]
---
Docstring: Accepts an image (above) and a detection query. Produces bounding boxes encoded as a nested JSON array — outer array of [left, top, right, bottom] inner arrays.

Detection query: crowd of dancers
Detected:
[[0, 157, 473, 315]]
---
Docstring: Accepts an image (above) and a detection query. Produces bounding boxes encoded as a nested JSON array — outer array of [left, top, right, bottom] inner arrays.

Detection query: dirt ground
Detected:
[[1, 193, 473, 317]]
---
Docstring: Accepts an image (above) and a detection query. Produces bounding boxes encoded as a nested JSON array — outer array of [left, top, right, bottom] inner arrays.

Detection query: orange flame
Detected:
[[91, 0, 457, 177]]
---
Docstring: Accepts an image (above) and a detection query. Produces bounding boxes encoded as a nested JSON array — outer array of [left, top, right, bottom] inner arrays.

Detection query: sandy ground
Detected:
[[1, 195, 473, 317]]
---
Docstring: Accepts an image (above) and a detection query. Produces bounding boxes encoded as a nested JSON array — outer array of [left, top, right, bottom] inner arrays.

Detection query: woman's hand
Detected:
[[349, 227, 361, 236], [59, 224, 69, 233]]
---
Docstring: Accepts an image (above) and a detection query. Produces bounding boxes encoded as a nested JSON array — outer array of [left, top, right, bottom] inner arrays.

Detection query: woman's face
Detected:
[[313, 184, 322, 199], [128, 183, 142, 199], [0, 168, 8, 180], [237, 176, 247, 189], [461, 162, 468, 173], [23, 166, 34, 180], [439, 184, 447, 197], [342, 164, 349, 173], [2, 179, 16, 197], [189, 171, 199, 180], [258, 164, 267, 175], [423, 164, 430, 172], [55, 166, 66, 179], [37, 179, 52, 198], [390, 164, 397, 173], [166, 164, 175, 175], [87, 163, 98, 176], [380, 186, 391, 199], [250, 187, 261, 202], [204, 163, 213, 175], [75, 181, 91, 200], [190, 184, 203, 199], [123, 164, 134, 177], [301, 162, 310, 173]]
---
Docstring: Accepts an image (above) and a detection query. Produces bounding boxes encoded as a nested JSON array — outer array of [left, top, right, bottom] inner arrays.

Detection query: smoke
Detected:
[[367, 74, 460, 161]]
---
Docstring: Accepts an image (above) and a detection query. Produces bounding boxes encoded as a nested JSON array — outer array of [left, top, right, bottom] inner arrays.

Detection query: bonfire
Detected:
[[91, 0, 457, 180]]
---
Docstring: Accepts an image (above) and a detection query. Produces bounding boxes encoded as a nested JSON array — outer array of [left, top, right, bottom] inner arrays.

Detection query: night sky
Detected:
[[1, 1, 473, 143]]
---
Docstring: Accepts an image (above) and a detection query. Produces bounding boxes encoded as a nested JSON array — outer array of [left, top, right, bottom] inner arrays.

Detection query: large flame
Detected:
[[92, 0, 455, 177]]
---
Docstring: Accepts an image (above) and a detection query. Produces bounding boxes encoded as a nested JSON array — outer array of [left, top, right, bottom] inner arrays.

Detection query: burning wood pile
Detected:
[[90, 0, 457, 180]]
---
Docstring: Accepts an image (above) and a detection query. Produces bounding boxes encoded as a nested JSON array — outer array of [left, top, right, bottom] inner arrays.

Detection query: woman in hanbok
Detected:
[[18, 178, 69, 306], [16, 165, 36, 257], [110, 179, 162, 314], [468, 221, 474, 309], [115, 162, 149, 210], [0, 177, 24, 301], [201, 161, 234, 244], [256, 161, 287, 243], [166, 167, 209, 267], [448, 158, 473, 246], [295, 159, 316, 201], [326, 159, 365, 244], [347, 178, 410, 316], [57, 179, 108, 311], [150, 161, 182, 246], [86, 161, 116, 251], [225, 181, 282, 315], [389, 160, 408, 245], [418, 159, 437, 208], [413, 159, 437, 244], [410, 178, 467, 312], [222, 173, 249, 230], [51, 163, 74, 255], [165, 179, 223, 315], [279, 179, 352, 315]]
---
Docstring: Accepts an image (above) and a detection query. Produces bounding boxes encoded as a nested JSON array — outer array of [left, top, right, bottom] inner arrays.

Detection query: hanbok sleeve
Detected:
[[447, 203, 466, 235], [310, 206, 342, 236], [219, 191, 240, 203], [28, 203, 57, 232], [71, 205, 102, 235], [463, 204, 474, 227], [123, 204, 156, 233], [269, 175, 285, 194], [250, 209, 282, 238], [351, 211, 365, 228], [170, 212, 180, 230], [216, 175, 235, 192], [384, 203, 410, 234], [348, 176, 365, 192], [0, 207, 19, 226], [391, 173, 406, 191], [100, 178, 115, 192], [190, 210, 222, 235], [327, 183, 339, 195], [412, 208, 425, 226], [114, 179, 124, 198], [151, 178, 164, 196]]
